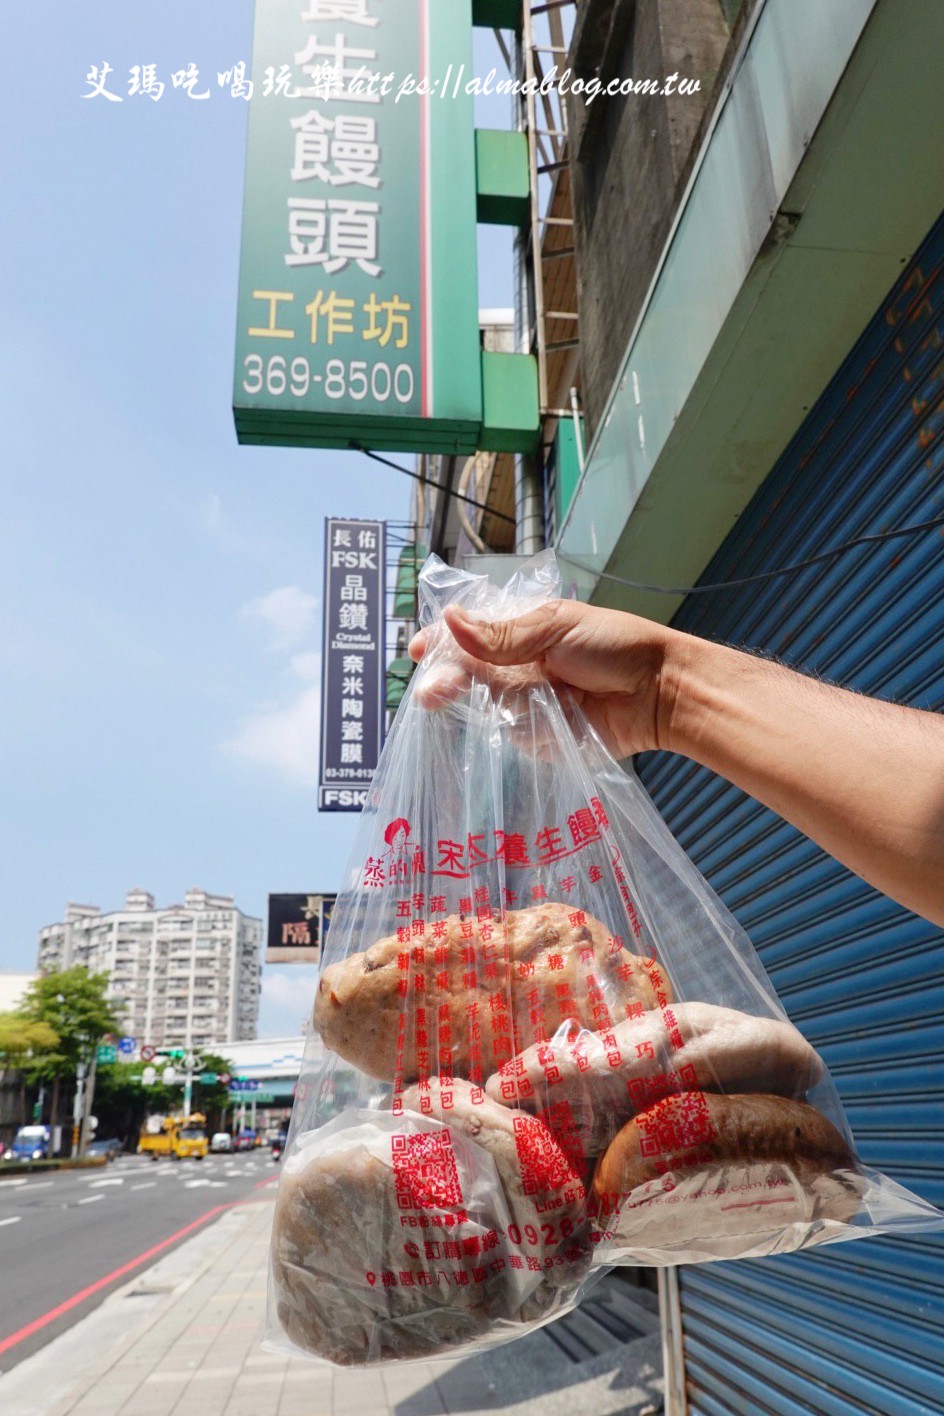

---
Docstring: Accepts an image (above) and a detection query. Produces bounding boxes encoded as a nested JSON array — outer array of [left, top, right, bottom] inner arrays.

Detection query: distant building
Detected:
[[36, 888, 263, 1048], [0, 972, 37, 1013]]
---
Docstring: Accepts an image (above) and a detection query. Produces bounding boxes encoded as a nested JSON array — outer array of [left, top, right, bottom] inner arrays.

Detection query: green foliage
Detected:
[[18, 967, 123, 1085], [93, 1050, 235, 1146], [191, 1052, 234, 1116], [0, 1012, 59, 1063]]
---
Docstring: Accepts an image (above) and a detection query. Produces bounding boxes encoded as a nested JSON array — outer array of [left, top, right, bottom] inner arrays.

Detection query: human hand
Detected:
[[408, 599, 682, 757]]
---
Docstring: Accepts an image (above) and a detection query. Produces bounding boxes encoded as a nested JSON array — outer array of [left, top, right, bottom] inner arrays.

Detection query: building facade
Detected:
[[0, 972, 36, 1014], [37, 888, 263, 1049]]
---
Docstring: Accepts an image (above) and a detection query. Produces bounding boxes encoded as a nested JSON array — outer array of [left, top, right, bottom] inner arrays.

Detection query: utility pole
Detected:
[[182, 1051, 202, 1117], [71, 1057, 87, 1158], [183, 1055, 194, 1117], [79, 1049, 98, 1155]]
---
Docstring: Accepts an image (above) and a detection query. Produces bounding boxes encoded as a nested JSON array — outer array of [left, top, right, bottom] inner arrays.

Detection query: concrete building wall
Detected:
[[0, 972, 37, 1013], [567, 0, 742, 437]]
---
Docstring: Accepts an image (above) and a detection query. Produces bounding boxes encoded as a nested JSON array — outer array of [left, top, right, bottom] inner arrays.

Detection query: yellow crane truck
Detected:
[[137, 1112, 209, 1161]]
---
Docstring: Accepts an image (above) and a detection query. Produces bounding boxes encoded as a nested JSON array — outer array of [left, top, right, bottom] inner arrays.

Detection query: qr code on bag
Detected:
[[639, 1092, 715, 1158], [513, 1114, 574, 1196], [392, 1131, 464, 1211]]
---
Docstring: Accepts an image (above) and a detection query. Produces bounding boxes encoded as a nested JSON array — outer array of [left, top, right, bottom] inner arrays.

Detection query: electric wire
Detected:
[[361, 449, 944, 593], [558, 514, 944, 594], [358, 446, 516, 525]]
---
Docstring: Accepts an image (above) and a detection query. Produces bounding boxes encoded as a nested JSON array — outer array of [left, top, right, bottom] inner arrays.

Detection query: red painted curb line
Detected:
[[0, 1203, 232, 1356]]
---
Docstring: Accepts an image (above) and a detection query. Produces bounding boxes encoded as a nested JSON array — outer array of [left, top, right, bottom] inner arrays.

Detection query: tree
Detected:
[[18, 968, 123, 1135], [93, 1052, 236, 1148], [0, 1013, 59, 1127], [188, 1052, 234, 1131], [92, 1061, 168, 1149]]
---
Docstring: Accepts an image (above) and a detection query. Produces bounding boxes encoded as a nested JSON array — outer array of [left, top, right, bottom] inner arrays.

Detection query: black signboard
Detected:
[[319, 517, 386, 811], [265, 893, 336, 965]]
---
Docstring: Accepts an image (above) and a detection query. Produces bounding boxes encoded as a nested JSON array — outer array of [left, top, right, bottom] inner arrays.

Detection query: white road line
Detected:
[[130, 1182, 157, 1191], [77, 1194, 104, 1205], [0, 1179, 28, 1188], [24, 1180, 54, 1190], [86, 1177, 124, 1187], [0, 1215, 22, 1227]]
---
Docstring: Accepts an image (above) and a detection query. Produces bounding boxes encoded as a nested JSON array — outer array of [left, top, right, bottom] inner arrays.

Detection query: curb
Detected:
[[0, 1197, 275, 1416]]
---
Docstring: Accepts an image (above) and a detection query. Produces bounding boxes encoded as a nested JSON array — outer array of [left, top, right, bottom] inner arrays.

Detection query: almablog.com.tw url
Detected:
[[348, 64, 703, 104], [81, 61, 702, 105]]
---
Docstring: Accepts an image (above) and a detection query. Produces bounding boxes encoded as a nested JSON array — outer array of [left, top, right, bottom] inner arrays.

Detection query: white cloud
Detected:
[[241, 585, 319, 651], [290, 650, 321, 681], [223, 684, 320, 786], [201, 493, 264, 558], [261, 970, 305, 1009], [258, 968, 319, 1039]]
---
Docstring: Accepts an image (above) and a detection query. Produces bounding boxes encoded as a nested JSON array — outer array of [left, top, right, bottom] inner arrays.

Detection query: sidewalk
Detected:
[[0, 1190, 663, 1416]]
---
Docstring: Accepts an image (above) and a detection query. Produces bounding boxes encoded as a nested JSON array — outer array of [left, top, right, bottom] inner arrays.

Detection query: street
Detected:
[[0, 1151, 278, 1374]]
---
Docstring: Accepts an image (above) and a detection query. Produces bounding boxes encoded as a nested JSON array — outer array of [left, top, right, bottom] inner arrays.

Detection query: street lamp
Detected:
[[149, 1055, 203, 1114]]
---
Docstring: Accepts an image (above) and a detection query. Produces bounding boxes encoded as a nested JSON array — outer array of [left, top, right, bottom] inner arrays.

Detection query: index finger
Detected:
[[408, 628, 429, 662]]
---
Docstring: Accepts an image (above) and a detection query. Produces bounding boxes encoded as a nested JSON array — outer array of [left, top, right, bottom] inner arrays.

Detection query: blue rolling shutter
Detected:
[[636, 213, 944, 1415]]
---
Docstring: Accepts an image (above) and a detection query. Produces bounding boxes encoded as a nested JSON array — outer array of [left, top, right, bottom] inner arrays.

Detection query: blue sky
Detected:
[[0, 3, 512, 1035]]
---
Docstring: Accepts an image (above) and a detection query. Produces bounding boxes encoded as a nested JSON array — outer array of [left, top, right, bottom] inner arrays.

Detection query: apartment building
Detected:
[[36, 888, 263, 1049]]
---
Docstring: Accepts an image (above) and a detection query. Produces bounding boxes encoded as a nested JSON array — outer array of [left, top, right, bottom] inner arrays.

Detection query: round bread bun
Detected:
[[314, 901, 669, 1082], [400, 1077, 592, 1313], [271, 1091, 590, 1366], [590, 1092, 862, 1263], [485, 1002, 823, 1167]]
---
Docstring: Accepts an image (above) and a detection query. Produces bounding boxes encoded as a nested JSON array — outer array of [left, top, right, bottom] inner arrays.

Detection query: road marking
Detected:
[[23, 1181, 53, 1190], [0, 1179, 28, 1188], [0, 1201, 234, 1356], [0, 1216, 22, 1227], [77, 1195, 104, 1205], [130, 1182, 157, 1191], [86, 1178, 124, 1187]]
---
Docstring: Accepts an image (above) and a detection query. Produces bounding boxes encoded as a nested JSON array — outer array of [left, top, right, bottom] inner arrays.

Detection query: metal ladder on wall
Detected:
[[513, 0, 581, 418]]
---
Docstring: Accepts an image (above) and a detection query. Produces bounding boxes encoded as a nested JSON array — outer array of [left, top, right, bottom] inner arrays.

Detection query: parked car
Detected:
[[210, 1132, 233, 1152], [87, 1138, 122, 1161], [235, 1130, 256, 1151], [4, 1125, 51, 1162]]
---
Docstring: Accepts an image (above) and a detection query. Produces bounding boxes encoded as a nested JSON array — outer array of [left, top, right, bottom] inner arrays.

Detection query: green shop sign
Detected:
[[234, 0, 482, 454]]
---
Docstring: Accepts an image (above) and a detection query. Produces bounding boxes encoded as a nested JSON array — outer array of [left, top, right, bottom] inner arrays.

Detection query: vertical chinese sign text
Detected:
[[320, 517, 386, 809], [233, 0, 481, 453], [266, 893, 336, 964]]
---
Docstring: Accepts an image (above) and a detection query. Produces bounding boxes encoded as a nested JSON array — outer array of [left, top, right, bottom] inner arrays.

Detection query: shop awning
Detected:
[[393, 544, 422, 619], [385, 656, 413, 711]]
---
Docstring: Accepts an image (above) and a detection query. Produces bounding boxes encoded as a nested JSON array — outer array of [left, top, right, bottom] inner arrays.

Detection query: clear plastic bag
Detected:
[[267, 550, 943, 1366]]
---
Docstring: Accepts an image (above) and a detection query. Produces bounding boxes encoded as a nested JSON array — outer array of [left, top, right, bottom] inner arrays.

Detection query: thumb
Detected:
[[444, 602, 569, 667]]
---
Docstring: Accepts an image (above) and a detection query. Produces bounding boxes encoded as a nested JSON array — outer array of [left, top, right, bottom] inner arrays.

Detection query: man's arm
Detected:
[[415, 602, 944, 926], [659, 634, 944, 926]]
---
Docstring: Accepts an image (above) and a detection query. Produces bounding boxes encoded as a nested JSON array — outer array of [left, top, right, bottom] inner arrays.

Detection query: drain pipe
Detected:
[[513, 21, 545, 557], [514, 224, 545, 554], [658, 1268, 689, 1416]]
